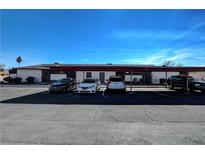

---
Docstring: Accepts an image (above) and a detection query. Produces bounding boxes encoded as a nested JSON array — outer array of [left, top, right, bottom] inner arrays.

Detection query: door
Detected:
[[99, 72, 105, 84], [116, 71, 125, 78], [66, 71, 76, 78]]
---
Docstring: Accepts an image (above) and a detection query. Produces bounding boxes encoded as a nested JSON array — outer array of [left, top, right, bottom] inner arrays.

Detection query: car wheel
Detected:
[[68, 86, 72, 92], [170, 84, 174, 90], [122, 88, 126, 93], [201, 90, 205, 94], [62, 88, 66, 93], [189, 88, 194, 93]]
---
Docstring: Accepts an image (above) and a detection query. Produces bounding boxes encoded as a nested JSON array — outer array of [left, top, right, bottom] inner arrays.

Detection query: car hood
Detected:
[[192, 81, 205, 84], [79, 83, 96, 87]]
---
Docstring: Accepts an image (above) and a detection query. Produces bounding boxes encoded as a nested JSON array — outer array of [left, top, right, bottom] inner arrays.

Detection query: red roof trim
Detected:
[[49, 66, 205, 72], [12, 65, 205, 72]]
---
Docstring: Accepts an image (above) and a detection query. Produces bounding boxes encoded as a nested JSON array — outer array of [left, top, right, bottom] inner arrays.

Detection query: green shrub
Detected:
[[3, 76, 13, 83], [13, 77, 22, 83], [26, 76, 35, 83]]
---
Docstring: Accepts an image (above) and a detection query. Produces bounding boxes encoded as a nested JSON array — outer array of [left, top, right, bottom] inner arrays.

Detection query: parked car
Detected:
[[49, 78, 76, 93], [77, 79, 100, 94], [167, 75, 205, 93], [107, 76, 126, 92]]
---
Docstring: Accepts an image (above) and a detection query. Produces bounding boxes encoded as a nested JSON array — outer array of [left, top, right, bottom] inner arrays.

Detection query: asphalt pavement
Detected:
[[1, 85, 205, 144]]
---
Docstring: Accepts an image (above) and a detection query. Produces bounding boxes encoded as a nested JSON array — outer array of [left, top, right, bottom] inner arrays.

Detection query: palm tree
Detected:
[[16, 56, 22, 67], [162, 60, 174, 67]]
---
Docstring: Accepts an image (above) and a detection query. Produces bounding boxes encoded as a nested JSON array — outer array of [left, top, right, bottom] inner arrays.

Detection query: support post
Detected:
[[130, 70, 133, 92], [165, 71, 168, 89], [186, 70, 189, 92]]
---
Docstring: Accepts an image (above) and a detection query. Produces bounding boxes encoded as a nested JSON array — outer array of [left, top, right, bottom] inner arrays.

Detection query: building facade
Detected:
[[9, 64, 205, 84], [0, 70, 9, 82]]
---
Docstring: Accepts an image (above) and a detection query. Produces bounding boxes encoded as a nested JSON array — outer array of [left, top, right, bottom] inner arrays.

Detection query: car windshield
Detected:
[[109, 77, 123, 82], [61, 79, 71, 83], [172, 76, 194, 81], [82, 79, 96, 83], [53, 79, 70, 84]]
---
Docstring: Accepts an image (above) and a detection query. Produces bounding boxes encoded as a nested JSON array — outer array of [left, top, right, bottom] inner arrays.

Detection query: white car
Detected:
[[107, 76, 126, 92], [77, 79, 100, 93]]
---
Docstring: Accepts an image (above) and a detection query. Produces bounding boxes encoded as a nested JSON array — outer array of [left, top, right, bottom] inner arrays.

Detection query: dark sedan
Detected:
[[168, 75, 205, 93], [49, 78, 76, 93]]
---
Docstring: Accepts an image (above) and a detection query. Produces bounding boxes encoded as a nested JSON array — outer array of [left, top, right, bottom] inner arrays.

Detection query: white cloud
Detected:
[[110, 21, 205, 45], [199, 36, 205, 40], [110, 30, 180, 41], [121, 49, 172, 65], [121, 48, 205, 66], [81, 58, 90, 62]]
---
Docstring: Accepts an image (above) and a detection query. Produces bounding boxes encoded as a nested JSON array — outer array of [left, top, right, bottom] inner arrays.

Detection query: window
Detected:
[[86, 72, 92, 78], [82, 79, 95, 83]]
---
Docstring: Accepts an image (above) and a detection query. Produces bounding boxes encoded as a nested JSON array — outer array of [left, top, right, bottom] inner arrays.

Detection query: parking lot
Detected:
[[1, 84, 205, 144]]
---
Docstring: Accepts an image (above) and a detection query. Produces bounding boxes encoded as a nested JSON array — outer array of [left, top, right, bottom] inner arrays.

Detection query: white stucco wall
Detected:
[[17, 69, 42, 82], [9, 74, 17, 78], [50, 74, 67, 81], [76, 71, 115, 83], [104, 72, 115, 82], [76, 71, 84, 82], [189, 72, 205, 81], [151, 72, 179, 84], [91, 72, 99, 79], [125, 75, 142, 82]]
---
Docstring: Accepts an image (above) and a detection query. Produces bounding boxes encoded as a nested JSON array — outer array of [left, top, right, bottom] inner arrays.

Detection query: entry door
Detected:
[[99, 72, 105, 84]]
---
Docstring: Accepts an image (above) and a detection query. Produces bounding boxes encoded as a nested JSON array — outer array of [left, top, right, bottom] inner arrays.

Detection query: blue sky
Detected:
[[1, 10, 205, 68]]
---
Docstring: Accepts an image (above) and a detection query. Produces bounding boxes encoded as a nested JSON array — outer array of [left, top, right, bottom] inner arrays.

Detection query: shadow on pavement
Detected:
[[1, 90, 205, 105]]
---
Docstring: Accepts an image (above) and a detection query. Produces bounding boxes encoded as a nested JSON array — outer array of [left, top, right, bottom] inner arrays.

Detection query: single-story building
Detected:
[[0, 70, 9, 82], [9, 64, 205, 84]]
